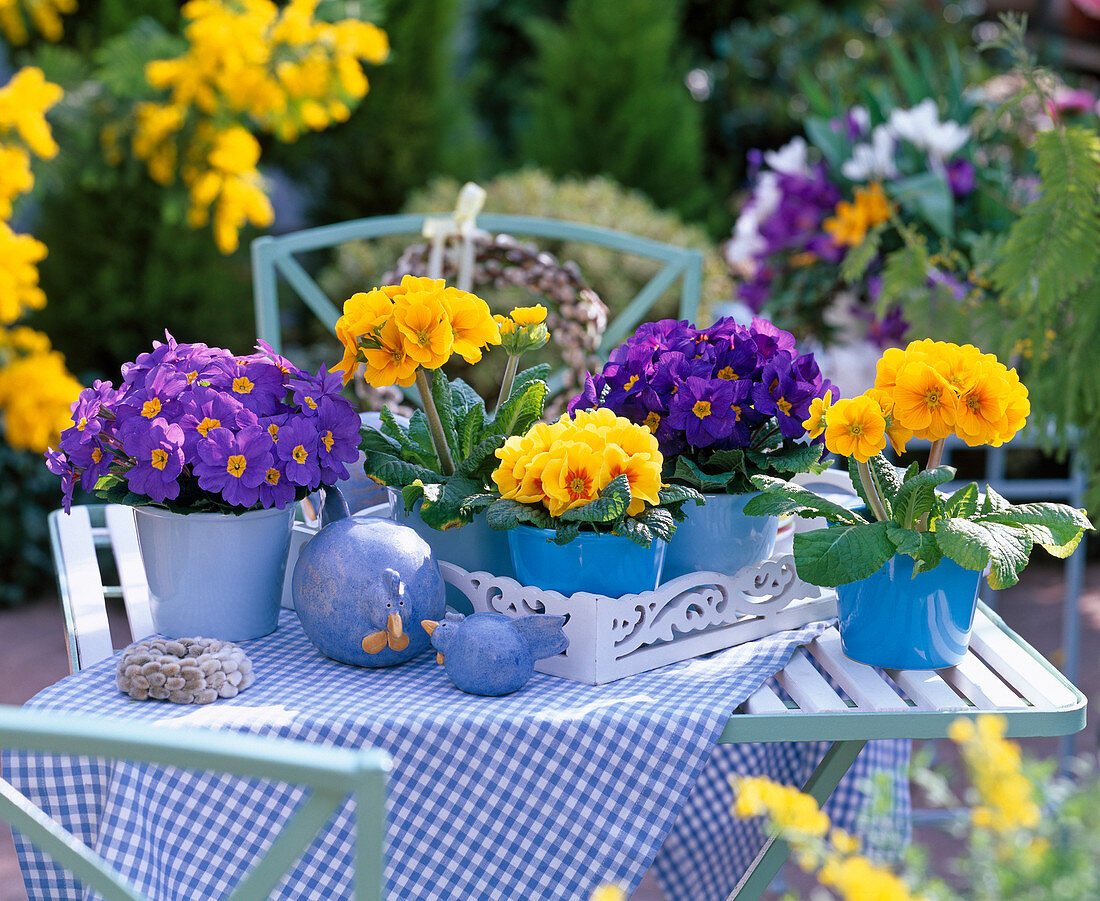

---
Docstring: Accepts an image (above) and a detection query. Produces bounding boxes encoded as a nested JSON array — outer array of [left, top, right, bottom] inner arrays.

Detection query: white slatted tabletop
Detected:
[[719, 603, 1086, 744]]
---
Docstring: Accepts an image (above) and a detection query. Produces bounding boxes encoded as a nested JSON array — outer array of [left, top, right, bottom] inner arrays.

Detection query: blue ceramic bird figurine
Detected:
[[421, 611, 568, 696], [293, 488, 446, 667]]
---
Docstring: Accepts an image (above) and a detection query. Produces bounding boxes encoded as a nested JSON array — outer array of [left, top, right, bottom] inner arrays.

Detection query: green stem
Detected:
[[495, 354, 520, 414], [414, 369, 455, 477], [856, 459, 889, 523]]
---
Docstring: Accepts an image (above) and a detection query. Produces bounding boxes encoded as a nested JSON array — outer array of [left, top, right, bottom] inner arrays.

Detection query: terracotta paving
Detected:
[[0, 561, 1095, 900]]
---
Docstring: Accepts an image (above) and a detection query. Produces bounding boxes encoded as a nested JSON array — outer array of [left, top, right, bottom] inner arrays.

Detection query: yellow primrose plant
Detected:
[[744, 339, 1091, 588], [333, 277, 553, 530], [475, 409, 701, 547]]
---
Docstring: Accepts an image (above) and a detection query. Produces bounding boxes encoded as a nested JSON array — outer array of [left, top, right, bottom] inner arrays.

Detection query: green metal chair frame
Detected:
[[250, 213, 704, 359], [0, 703, 389, 901]]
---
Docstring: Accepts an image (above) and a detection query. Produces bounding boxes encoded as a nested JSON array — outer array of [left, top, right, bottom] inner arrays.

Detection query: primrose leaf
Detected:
[[562, 474, 630, 523], [792, 521, 896, 588], [935, 518, 1030, 590], [746, 475, 868, 525]]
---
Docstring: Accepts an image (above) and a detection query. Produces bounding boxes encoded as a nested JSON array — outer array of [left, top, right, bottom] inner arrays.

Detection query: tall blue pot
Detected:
[[662, 492, 778, 582], [507, 525, 666, 597], [133, 505, 295, 640], [835, 554, 982, 669], [388, 489, 513, 613]]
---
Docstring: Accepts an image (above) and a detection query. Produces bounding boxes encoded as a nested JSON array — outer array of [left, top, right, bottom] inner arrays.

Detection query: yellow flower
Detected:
[[823, 183, 892, 248], [541, 440, 605, 517], [823, 394, 887, 462], [949, 714, 1041, 834], [589, 887, 625, 901], [509, 304, 547, 326], [392, 288, 454, 370], [0, 0, 75, 44], [331, 288, 395, 382], [0, 144, 33, 219], [441, 289, 500, 364], [865, 387, 912, 456], [891, 360, 958, 441], [361, 319, 419, 389], [801, 389, 832, 439], [0, 221, 48, 326], [0, 66, 64, 159], [494, 313, 515, 336], [953, 360, 1013, 448], [0, 346, 81, 453]]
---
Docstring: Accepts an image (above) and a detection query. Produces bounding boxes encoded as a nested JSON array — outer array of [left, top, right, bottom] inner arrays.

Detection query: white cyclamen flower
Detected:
[[726, 172, 780, 266], [841, 125, 898, 181], [763, 137, 811, 177], [888, 98, 969, 159]]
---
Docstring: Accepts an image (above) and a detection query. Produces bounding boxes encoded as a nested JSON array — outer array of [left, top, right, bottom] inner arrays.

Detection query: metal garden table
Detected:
[[719, 601, 1088, 900]]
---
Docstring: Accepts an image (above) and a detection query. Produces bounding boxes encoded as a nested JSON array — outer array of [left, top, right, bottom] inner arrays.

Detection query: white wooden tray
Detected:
[[438, 555, 837, 684]]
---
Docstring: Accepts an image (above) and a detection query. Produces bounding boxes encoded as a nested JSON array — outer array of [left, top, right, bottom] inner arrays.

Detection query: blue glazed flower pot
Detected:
[[661, 491, 777, 582], [835, 554, 983, 669], [133, 505, 295, 640], [388, 489, 513, 613], [507, 526, 666, 597]]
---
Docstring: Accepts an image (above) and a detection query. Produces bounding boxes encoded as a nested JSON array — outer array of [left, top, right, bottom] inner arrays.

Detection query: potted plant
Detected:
[[569, 316, 832, 581], [332, 276, 550, 586], [466, 407, 701, 596], [745, 339, 1092, 669], [45, 333, 361, 640]]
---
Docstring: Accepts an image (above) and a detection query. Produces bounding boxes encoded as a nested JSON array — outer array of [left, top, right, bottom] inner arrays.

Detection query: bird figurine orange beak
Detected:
[[361, 611, 410, 654], [421, 620, 444, 664]]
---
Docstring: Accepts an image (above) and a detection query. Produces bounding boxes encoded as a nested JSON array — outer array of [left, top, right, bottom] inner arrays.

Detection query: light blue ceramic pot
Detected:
[[388, 488, 513, 614], [507, 525, 666, 597], [133, 505, 295, 640], [661, 491, 778, 582], [835, 554, 982, 669]]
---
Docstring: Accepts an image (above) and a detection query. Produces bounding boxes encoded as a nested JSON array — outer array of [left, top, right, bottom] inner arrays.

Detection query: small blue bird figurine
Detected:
[[421, 612, 568, 696]]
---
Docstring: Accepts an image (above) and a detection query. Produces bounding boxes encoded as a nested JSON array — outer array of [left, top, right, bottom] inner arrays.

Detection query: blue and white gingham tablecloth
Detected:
[[6, 611, 908, 901]]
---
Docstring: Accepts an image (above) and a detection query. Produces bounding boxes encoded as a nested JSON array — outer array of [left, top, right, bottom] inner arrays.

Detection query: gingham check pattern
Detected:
[[6, 611, 909, 901]]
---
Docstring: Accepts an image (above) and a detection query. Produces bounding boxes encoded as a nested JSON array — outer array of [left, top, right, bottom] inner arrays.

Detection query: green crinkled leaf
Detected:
[[449, 377, 484, 420], [935, 518, 1030, 590], [706, 448, 746, 474], [485, 380, 548, 439], [976, 502, 1092, 559], [891, 466, 954, 529], [749, 442, 825, 475], [430, 368, 458, 456], [673, 456, 734, 493], [561, 474, 630, 523], [980, 485, 1011, 514], [886, 523, 943, 575], [458, 403, 486, 457], [459, 493, 496, 516], [417, 476, 483, 530], [941, 483, 978, 519], [360, 427, 403, 458], [631, 505, 677, 543], [381, 407, 437, 469], [746, 475, 868, 525], [486, 498, 552, 531], [454, 435, 506, 480], [510, 364, 551, 395], [362, 453, 438, 489], [792, 521, 897, 588], [552, 522, 582, 546], [615, 516, 654, 549], [657, 484, 705, 507]]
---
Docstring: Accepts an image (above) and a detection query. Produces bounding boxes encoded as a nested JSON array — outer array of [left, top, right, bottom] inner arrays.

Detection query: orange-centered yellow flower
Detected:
[[442, 289, 500, 364], [891, 360, 958, 441], [392, 289, 453, 369], [361, 319, 419, 388], [541, 440, 603, 517], [823, 395, 887, 462]]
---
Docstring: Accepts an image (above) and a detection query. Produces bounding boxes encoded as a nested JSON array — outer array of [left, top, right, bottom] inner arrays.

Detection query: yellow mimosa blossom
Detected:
[[823, 394, 887, 462], [801, 389, 832, 439], [0, 145, 33, 219], [0, 0, 75, 44], [0, 66, 63, 160], [949, 715, 1041, 833], [589, 887, 625, 901], [0, 221, 48, 325], [0, 344, 81, 452], [823, 182, 892, 247], [732, 776, 830, 839]]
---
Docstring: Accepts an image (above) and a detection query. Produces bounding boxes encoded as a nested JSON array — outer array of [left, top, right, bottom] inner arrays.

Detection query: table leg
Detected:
[[724, 739, 868, 901]]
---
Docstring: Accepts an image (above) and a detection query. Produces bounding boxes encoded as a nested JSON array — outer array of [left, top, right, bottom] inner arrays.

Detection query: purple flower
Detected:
[[751, 359, 822, 438], [315, 396, 361, 483], [207, 358, 287, 416], [254, 339, 307, 380], [946, 158, 975, 197], [747, 317, 797, 362], [667, 377, 742, 448], [194, 426, 274, 507], [121, 418, 185, 503], [45, 448, 76, 513], [257, 462, 297, 509], [276, 418, 321, 489], [568, 372, 603, 415], [177, 387, 249, 458], [288, 364, 346, 415]]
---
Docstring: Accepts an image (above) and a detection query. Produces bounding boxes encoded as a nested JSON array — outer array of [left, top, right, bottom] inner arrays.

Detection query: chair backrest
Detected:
[[251, 213, 704, 360], [48, 505, 153, 673], [0, 703, 388, 901]]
